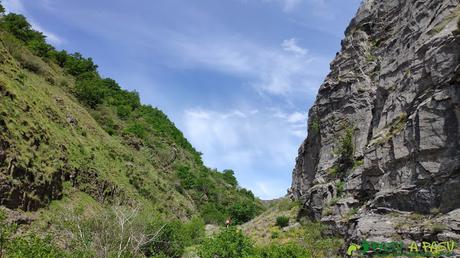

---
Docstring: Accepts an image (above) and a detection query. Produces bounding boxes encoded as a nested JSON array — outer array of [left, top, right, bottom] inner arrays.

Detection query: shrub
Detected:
[[322, 207, 333, 216], [335, 180, 345, 197], [0, 210, 66, 258], [176, 166, 196, 189], [200, 203, 226, 225], [145, 221, 187, 258], [429, 223, 446, 234], [275, 216, 290, 228], [6, 235, 66, 258], [256, 242, 310, 258], [352, 158, 364, 170], [229, 200, 257, 225], [124, 122, 148, 138], [17, 53, 47, 74], [311, 118, 320, 134], [430, 208, 440, 215], [198, 227, 255, 258], [337, 126, 354, 167]]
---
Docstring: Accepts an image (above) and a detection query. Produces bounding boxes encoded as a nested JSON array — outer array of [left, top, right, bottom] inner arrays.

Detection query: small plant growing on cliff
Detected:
[[311, 118, 320, 134], [337, 126, 354, 165], [430, 208, 440, 215], [352, 158, 364, 170], [322, 207, 333, 216], [335, 180, 345, 197], [428, 223, 446, 234], [275, 216, 290, 228]]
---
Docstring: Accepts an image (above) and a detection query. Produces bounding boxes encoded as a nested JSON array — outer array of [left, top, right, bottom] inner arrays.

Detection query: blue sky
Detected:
[[3, 0, 361, 199]]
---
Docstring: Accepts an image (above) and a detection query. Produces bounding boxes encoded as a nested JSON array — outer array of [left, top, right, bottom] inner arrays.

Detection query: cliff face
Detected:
[[291, 0, 460, 243]]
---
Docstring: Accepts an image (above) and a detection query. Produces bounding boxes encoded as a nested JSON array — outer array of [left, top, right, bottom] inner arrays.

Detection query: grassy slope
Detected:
[[0, 30, 193, 217], [0, 25, 261, 224], [240, 198, 343, 257]]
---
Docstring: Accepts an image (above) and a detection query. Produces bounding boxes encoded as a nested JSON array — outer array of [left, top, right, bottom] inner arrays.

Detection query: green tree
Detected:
[[74, 74, 105, 108], [222, 169, 238, 187], [27, 39, 54, 57], [1, 13, 43, 42], [0, 3, 5, 15], [64, 52, 98, 76]]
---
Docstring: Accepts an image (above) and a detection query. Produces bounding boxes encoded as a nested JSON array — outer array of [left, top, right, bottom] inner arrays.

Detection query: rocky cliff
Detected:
[[291, 0, 460, 246]]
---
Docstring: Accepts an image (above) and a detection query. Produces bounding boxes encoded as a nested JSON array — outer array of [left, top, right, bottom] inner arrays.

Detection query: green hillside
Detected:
[[0, 5, 269, 257]]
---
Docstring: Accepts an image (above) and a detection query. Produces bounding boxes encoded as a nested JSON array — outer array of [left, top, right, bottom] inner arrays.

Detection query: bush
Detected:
[[200, 203, 226, 225], [18, 53, 48, 74], [335, 180, 345, 197], [337, 126, 354, 166], [256, 242, 310, 258], [6, 235, 66, 258], [144, 218, 205, 258], [0, 210, 66, 258], [229, 200, 258, 225], [275, 216, 290, 228], [198, 227, 255, 258]]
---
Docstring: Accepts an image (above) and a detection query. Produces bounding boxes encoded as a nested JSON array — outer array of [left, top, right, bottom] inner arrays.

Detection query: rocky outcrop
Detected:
[[291, 0, 460, 247]]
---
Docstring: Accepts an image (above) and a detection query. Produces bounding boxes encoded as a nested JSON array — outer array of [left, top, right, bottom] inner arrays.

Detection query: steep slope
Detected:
[[291, 0, 460, 246], [0, 10, 262, 224]]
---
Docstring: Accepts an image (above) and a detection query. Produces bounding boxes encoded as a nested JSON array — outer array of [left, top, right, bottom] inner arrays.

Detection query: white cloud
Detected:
[[2, 0, 25, 13], [282, 38, 308, 56], [2, 0, 64, 46], [169, 35, 325, 97], [287, 111, 306, 123], [278, 0, 302, 12], [182, 107, 307, 199], [29, 21, 64, 45]]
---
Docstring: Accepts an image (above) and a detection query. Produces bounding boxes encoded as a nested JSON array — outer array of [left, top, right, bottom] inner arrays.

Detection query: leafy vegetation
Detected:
[[0, 210, 66, 258], [337, 126, 354, 167], [0, 2, 265, 257], [198, 227, 255, 258], [275, 216, 290, 228], [335, 180, 345, 197], [310, 118, 320, 134]]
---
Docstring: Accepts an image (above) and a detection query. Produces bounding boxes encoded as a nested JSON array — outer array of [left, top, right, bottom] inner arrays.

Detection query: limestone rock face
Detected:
[[290, 0, 460, 244]]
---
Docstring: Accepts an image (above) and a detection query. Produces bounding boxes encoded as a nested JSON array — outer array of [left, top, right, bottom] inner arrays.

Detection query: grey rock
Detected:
[[290, 0, 460, 247]]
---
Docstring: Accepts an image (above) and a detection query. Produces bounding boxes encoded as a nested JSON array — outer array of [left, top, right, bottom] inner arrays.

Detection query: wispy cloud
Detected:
[[2, 0, 25, 13], [282, 38, 308, 56], [182, 107, 306, 199], [168, 35, 326, 97], [2, 0, 64, 45], [29, 21, 63, 45], [278, 0, 303, 12]]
